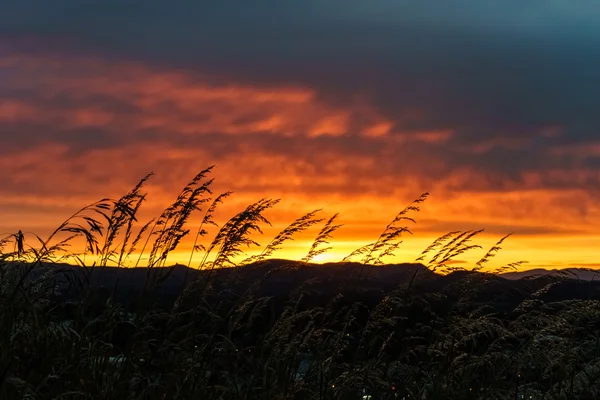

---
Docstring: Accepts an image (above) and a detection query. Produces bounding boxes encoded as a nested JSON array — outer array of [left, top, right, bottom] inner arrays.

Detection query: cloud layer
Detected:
[[1, 1, 600, 268]]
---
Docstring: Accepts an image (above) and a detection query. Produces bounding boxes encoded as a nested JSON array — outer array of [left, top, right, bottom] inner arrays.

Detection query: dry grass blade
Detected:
[[341, 243, 371, 263], [35, 199, 114, 262], [492, 260, 529, 274], [117, 193, 149, 267], [126, 218, 155, 262], [428, 229, 484, 272], [414, 231, 460, 263], [187, 191, 232, 269], [473, 233, 512, 272], [242, 209, 324, 265], [343, 192, 428, 264], [433, 229, 483, 271], [302, 213, 343, 263], [200, 198, 280, 270], [428, 230, 469, 265], [94, 172, 153, 266], [144, 167, 215, 268]]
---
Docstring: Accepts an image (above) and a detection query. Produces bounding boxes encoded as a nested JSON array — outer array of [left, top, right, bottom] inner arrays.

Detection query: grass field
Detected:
[[1, 168, 599, 399]]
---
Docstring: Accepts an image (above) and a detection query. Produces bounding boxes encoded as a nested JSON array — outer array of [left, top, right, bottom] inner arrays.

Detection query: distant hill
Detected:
[[13, 259, 600, 282], [11, 260, 600, 304], [8, 259, 436, 300], [500, 267, 600, 281], [9, 259, 600, 317]]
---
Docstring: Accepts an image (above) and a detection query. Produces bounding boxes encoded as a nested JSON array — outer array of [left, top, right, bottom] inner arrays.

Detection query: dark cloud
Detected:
[[1, 1, 600, 237], [3, 0, 600, 144]]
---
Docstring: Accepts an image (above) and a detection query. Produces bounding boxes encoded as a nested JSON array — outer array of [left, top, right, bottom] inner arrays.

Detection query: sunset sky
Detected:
[[1, 1, 600, 270]]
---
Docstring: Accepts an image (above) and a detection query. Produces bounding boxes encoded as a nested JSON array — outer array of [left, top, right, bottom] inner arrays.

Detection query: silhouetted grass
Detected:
[[1, 167, 597, 400]]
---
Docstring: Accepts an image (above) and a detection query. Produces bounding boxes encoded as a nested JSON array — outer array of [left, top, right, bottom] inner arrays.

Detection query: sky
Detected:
[[1, 1, 600, 270]]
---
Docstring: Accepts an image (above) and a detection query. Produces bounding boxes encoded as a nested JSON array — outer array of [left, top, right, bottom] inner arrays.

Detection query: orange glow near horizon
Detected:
[[15, 192, 600, 273], [1, 48, 600, 272], [48, 224, 600, 273]]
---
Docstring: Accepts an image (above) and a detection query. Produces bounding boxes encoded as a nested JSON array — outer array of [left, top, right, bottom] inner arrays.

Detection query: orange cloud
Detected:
[[0, 52, 399, 140], [1, 48, 600, 271]]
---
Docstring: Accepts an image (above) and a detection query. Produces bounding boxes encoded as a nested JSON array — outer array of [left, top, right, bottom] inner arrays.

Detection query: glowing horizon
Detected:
[[2, 6, 600, 273], [8, 179, 600, 272]]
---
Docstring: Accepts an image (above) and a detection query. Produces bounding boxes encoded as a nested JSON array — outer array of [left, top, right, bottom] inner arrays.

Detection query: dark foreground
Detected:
[[2, 260, 600, 400]]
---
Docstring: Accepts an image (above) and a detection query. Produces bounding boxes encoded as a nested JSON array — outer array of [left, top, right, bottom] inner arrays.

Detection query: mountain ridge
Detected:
[[9, 259, 600, 282]]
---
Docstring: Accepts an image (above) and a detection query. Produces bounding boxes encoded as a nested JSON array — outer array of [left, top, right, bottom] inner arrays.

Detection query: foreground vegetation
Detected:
[[1, 167, 598, 399]]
